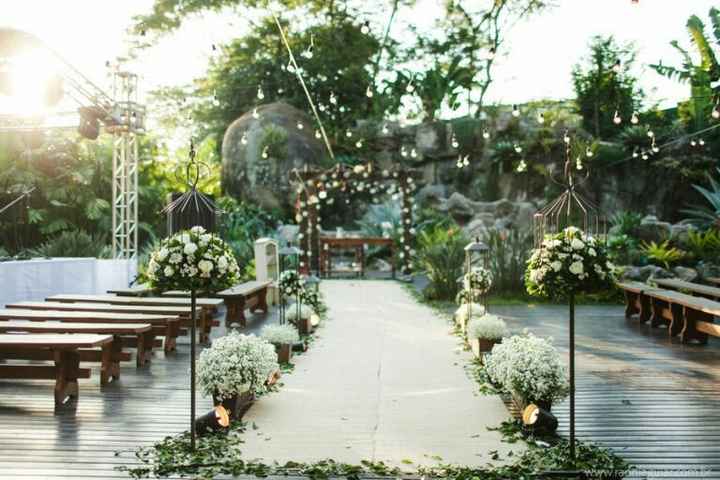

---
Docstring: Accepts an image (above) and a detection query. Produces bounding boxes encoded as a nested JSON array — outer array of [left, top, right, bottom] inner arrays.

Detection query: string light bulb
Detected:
[[382, 124, 390, 135], [563, 130, 571, 144], [632, 147, 639, 158], [699, 138, 706, 146], [241, 133, 248, 145], [691, 138, 698, 147], [261, 146, 269, 159], [302, 35, 314, 59], [516, 159, 527, 173], [630, 111, 639, 124], [537, 112, 545, 124], [252, 108, 259, 119], [612, 59, 622, 74], [400, 146, 408, 157], [356, 139, 364, 148], [366, 86, 374, 98], [488, 47, 496, 60], [410, 148, 417, 158], [512, 104, 520, 117], [361, 21, 370, 35], [482, 130, 490, 140], [462, 155, 469, 167], [297, 121, 304, 130], [345, 129, 353, 138], [712, 104, 720, 119], [586, 147, 594, 158], [456, 155, 463, 168], [576, 157, 584, 170], [329, 92, 337, 105], [451, 134, 459, 149], [315, 129, 322, 139], [257, 86, 265, 100], [613, 110, 622, 125], [514, 143, 523, 153]]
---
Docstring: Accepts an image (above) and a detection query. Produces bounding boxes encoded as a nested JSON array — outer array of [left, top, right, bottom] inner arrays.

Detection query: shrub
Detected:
[[607, 234, 642, 265], [640, 240, 686, 269], [684, 228, 720, 263], [485, 227, 533, 294], [467, 314, 509, 340], [28, 229, 110, 258], [610, 211, 643, 236], [197, 332, 278, 400], [414, 224, 467, 301], [682, 167, 720, 228], [485, 333, 569, 404], [261, 324, 300, 346]]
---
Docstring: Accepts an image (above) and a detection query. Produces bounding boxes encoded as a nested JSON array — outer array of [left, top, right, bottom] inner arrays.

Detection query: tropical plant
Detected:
[[260, 324, 300, 346], [414, 224, 467, 301], [28, 229, 110, 258], [197, 332, 278, 400], [146, 226, 240, 293], [572, 35, 644, 139], [651, 8, 720, 130], [683, 229, 720, 262], [466, 314, 509, 340], [639, 240, 686, 269], [610, 210, 643, 236], [485, 227, 533, 294], [607, 233, 642, 266], [526, 227, 615, 300], [682, 167, 720, 228], [485, 333, 569, 404]]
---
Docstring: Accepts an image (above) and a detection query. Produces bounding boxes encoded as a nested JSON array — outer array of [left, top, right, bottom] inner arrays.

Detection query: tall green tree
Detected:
[[572, 35, 644, 139], [651, 7, 720, 130]]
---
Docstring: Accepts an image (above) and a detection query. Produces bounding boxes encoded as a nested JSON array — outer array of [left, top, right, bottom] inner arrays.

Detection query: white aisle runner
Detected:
[[241, 280, 519, 468]]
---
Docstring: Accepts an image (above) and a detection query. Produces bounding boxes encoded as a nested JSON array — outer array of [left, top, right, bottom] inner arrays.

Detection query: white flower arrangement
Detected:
[[279, 270, 304, 298], [485, 332, 569, 404], [287, 304, 314, 322], [197, 332, 279, 400], [525, 226, 614, 299], [463, 266, 493, 296], [261, 324, 300, 346], [455, 302, 486, 322], [146, 226, 240, 293], [467, 314, 509, 340], [299, 288, 324, 313]]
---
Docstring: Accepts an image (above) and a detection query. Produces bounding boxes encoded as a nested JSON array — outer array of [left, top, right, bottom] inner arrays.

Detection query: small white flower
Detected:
[[198, 260, 214, 274], [569, 261, 584, 276], [190, 226, 206, 235], [551, 261, 562, 272], [164, 266, 174, 277], [184, 242, 198, 255], [570, 238, 585, 250]]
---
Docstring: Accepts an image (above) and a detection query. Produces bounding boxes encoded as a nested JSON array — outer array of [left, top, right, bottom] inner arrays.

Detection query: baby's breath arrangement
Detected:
[[467, 314, 509, 340], [261, 324, 300, 346]]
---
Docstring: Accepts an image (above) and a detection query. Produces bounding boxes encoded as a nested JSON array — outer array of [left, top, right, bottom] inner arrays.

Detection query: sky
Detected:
[[1, 0, 718, 121]]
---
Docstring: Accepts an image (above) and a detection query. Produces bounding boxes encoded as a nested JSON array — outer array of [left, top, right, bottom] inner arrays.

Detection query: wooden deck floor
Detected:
[[1, 291, 719, 479], [491, 303, 720, 479]]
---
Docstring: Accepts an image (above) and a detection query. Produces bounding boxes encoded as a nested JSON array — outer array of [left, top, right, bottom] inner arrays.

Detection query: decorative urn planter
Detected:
[[469, 337, 500, 359], [275, 343, 292, 363], [213, 391, 255, 421]]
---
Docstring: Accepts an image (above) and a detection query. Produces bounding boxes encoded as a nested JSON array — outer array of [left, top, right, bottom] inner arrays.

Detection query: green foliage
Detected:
[[682, 167, 720, 228], [485, 228, 532, 294], [572, 35, 644, 139], [640, 240, 685, 269], [684, 228, 720, 262], [414, 224, 467, 301], [610, 210, 643, 236], [28, 230, 109, 258], [607, 234, 642, 266]]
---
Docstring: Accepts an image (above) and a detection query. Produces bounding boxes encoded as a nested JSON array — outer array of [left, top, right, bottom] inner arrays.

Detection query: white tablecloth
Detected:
[[0, 258, 137, 307]]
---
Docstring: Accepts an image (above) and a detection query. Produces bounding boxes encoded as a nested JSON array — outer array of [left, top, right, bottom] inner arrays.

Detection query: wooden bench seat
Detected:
[[0, 308, 179, 353], [217, 281, 271, 327], [617, 282, 720, 344], [652, 277, 720, 301], [0, 320, 153, 371], [705, 277, 720, 287], [45, 294, 221, 343], [0, 333, 113, 406]]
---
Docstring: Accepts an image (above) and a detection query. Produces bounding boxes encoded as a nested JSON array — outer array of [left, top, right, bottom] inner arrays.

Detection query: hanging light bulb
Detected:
[[641, 152, 649, 160], [405, 76, 415, 93], [632, 147, 639, 158], [576, 157, 584, 170], [512, 104, 520, 117], [612, 59, 622, 74], [361, 20, 370, 35], [713, 104, 720, 119], [297, 121, 304, 130], [516, 159, 527, 173], [488, 47, 496, 60], [315, 129, 322, 139], [630, 111, 639, 124], [252, 108, 259, 119], [329, 92, 337, 105], [287, 60, 295, 73], [462, 155, 469, 167], [410, 148, 418, 158], [613, 110, 622, 125], [451, 134, 459, 149], [482, 130, 490, 140], [241, 133, 248, 145], [366, 85, 374, 98], [277, 88, 284, 95], [563, 130, 571, 144], [400, 146, 408, 157], [319, 190, 327, 200], [537, 112, 545, 124], [302, 35, 314, 59], [585, 147, 594, 158], [257, 85, 265, 100], [647, 129, 655, 138], [514, 143, 523, 153], [691, 138, 698, 147], [261, 146, 269, 159], [699, 138, 706, 146], [345, 129, 353, 138], [382, 124, 389, 135], [356, 139, 364, 148], [456, 155, 463, 168]]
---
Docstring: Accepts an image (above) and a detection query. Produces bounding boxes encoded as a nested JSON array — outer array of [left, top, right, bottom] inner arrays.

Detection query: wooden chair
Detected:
[[0, 333, 114, 406]]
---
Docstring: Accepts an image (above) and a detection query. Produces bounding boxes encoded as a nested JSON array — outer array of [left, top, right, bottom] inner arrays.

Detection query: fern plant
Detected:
[[684, 229, 720, 262], [640, 240, 686, 269], [414, 225, 467, 301], [610, 211, 643, 236]]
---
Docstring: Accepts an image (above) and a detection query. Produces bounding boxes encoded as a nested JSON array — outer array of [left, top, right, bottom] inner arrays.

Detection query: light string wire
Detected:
[[271, 12, 335, 162]]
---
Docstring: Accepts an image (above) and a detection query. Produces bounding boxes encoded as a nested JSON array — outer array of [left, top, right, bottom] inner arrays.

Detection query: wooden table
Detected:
[[0, 333, 113, 405], [320, 237, 395, 278], [0, 307, 180, 353]]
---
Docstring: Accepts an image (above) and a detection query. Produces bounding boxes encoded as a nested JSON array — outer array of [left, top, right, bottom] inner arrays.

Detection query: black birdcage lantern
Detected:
[[278, 245, 301, 325], [160, 140, 221, 451], [533, 138, 607, 464], [463, 237, 490, 320]]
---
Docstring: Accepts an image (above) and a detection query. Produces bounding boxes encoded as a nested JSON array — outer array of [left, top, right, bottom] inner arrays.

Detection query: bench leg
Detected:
[[136, 332, 154, 367], [225, 299, 247, 327], [199, 313, 211, 344], [100, 339, 121, 385], [164, 322, 178, 353], [623, 291, 638, 318], [256, 289, 269, 314], [681, 307, 710, 344], [650, 298, 670, 328], [54, 350, 80, 405], [638, 294, 651, 323], [668, 303, 685, 337]]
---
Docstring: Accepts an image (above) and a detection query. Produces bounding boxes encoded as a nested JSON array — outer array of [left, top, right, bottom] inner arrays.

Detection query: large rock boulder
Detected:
[[222, 102, 326, 214], [620, 264, 672, 282], [632, 215, 672, 244]]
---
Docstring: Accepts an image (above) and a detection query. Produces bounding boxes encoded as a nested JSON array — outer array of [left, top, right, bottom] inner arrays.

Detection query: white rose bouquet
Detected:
[[485, 332, 569, 404], [279, 270, 303, 298], [461, 266, 492, 302], [525, 226, 614, 300], [146, 226, 240, 293], [197, 332, 279, 400]]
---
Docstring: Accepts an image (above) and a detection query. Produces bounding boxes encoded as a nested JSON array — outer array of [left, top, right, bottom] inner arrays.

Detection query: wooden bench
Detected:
[[0, 308, 180, 353], [705, 277, 720, 287], [45, 294, 222, 343], [652, 278, 720, 301], [107, 285, 153, 297], [216, 281, 271, 327], [0, 333, 113, 405], [0, 319, 152, 371], [617, 282, 720, 344]]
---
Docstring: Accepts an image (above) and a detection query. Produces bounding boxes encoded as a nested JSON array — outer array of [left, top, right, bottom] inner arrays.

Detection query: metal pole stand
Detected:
[[190, 289, 197, 450]]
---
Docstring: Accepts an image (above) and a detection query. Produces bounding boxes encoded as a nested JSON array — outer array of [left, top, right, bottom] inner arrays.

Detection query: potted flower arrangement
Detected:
[[260, 324, 300, 363], [463, 266, 492, 301], [287, 304, 316, 335], [466, 314, 509, 358], [197, 332, 279, 420], [279, 270, 303, 301], [485, 332, 568, 411]]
